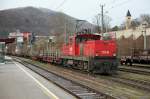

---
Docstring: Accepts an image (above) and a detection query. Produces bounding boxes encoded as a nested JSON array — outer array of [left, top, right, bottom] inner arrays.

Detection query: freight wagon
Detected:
[[120, 49, 150, 65], [0, 42, 5, 63]]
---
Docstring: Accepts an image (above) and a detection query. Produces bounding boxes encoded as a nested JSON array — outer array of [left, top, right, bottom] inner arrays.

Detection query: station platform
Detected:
[[0, 56, 76, 99]]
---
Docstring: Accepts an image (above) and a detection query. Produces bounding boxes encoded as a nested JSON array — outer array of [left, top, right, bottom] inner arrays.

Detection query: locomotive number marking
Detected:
[[101, 51, 109, 54]]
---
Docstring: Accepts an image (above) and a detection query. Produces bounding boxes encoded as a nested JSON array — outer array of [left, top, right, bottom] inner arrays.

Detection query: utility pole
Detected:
[[100, 4, 105, 34], [142, 21, 148, 50], [64, 14, 68, 45], [65, 19, 67, 44]]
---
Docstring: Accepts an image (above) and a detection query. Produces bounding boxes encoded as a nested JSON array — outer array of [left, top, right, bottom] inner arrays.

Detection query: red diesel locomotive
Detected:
[[61, 33, 118, 74]]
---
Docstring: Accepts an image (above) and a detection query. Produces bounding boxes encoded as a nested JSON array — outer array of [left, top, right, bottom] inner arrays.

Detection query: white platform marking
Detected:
[[13, 62, 59, 99]]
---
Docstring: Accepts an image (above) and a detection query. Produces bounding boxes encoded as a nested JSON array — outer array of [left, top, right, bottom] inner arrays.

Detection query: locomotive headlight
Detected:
[[113, 53, 116, 56], [96, 53, 98, 56]]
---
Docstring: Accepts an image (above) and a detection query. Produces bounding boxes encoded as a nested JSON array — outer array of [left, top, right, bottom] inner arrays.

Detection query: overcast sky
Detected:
[[1, 0, 150, 26]]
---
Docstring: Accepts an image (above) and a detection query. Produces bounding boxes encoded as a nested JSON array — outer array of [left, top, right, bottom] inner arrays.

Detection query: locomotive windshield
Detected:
[[102, 33, 112, 40]]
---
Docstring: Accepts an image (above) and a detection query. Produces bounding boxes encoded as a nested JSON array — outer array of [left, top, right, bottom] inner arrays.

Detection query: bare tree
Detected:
[[104, 15, 112, 32], [93, 14, 111, 33], [131, 18, 140, 30], [93, 14, 101, 33], [140, 14, 150, 27], [111, 25, 119, 31]]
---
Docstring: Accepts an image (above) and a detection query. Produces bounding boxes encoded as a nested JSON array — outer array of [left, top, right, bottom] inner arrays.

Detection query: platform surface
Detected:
[[0, 56, 76, 99]]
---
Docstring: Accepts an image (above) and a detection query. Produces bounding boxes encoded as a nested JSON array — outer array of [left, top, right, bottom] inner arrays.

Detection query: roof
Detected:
[[0, 38, 15, 44], [126, 10, 131, 17], [0, 32, 9, 38]]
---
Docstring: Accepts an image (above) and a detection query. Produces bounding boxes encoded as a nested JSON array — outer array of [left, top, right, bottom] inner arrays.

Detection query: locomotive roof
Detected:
[[75, 33, 101, 38]]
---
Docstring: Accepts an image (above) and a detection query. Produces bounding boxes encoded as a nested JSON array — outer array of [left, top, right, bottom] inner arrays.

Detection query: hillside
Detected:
[[0, 7, 94, 36]]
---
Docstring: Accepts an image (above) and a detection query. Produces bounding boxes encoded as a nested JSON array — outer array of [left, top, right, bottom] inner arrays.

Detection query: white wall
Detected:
[[114, 27, 150, 39]]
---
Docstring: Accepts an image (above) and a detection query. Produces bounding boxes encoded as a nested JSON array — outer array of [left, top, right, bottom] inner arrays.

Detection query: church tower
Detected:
[[126, 10, 132, 29]]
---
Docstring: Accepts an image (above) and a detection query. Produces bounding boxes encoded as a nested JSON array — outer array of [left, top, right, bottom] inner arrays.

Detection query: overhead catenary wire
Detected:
[[106, 0, 117, 7], [102, 0, 133, 26], [55, 0, 67, 10], [107, 0, 133, 11]]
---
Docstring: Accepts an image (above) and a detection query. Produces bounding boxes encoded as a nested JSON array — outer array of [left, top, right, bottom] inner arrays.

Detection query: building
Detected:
[[126, 10, 132, 29]]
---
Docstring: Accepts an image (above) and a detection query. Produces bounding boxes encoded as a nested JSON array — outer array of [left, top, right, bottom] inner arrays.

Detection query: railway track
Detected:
[[61, 65, 150, 92], [13, 57, 150, 98], [119, 66, 150, 75], [14, 58, 115, 99], [125, 64, 150, 69], [105, 76, 150, 92]]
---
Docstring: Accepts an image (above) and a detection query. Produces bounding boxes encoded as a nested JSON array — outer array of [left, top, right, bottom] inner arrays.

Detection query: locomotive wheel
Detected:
[[72, 60, 79, 68], [62, 59, 67, 67], [130, 62, 132, 66], [83, 62, 88, 70], [78, 60, 84, 70]]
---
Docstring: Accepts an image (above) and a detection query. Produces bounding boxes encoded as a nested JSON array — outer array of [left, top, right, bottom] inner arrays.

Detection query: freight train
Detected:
[[34, 32, 118, 74], [120, 49, 150, 65]]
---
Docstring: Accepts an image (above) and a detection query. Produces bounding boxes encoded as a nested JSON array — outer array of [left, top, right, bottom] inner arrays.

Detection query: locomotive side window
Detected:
[[75, 34, 101, 43]]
